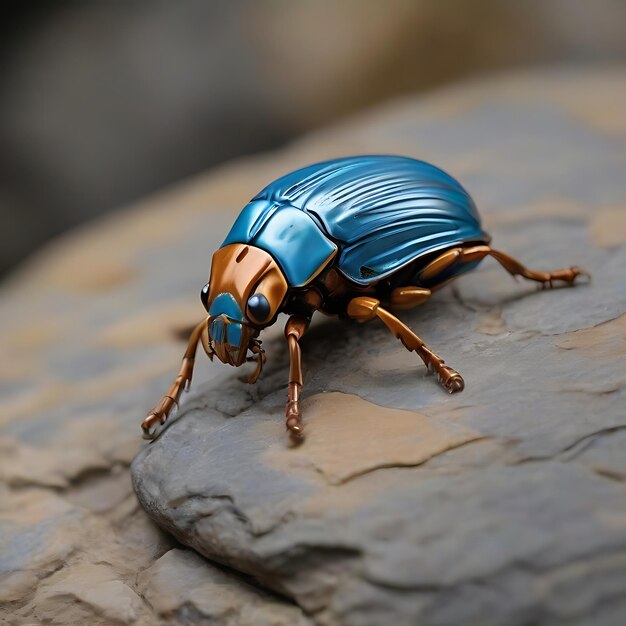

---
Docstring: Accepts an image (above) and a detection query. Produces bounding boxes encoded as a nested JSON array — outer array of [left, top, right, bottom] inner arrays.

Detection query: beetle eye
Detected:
[[247, 293, 270, 323], [200, 282, 210, 310]]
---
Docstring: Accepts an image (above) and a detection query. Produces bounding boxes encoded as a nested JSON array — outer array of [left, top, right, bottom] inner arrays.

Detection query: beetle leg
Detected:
[[141, 318, 209, 439], [284, 315, 311, 441], [246, 340, 265, 384], [418, 248, 464, 282], [347, 297, 464, 393], [418, 244, 590, 289], [483, 247, 590, 288], [389, 286, 431, 309], [443, 244, 590, 288]]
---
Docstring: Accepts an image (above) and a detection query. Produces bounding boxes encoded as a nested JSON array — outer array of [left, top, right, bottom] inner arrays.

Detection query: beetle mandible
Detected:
[[142, 155, 588, 441]]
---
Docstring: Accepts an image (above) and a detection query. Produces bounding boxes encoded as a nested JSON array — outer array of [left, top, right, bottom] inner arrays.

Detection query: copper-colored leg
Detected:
[[419, 244, 589, 288], [389, 286, 431, 309], [246, 340, 266, 384], [485, 247, 590, 288], [347, 297, 464, 393], [142, 318, 209, 439], [284, 315, 310, 440]]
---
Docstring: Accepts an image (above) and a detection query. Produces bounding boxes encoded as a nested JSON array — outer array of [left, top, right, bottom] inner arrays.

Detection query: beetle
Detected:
[[142, 155, 588, 441]]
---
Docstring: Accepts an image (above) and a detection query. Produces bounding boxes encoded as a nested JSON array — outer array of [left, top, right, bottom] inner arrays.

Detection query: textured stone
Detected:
[[131, 68, 626, 626], [139, 548, 309, 625], [33, 563, 144, 625], [1, 67, 625, 625]]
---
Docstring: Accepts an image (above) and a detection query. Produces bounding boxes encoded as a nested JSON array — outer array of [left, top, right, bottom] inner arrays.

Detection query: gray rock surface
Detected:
[[132, 67, 626, 626], [1, 66, 625, 625]]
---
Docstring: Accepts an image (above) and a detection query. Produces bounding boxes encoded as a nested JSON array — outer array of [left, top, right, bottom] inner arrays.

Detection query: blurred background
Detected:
[[2, 0, 626, 277]]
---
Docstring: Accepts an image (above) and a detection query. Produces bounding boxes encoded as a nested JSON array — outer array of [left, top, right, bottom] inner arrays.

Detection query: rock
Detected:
[[131, 67, 626, 626], [1, 66, 625, 626], [139, 548, 309, 625], [32, 563, 144, 626]]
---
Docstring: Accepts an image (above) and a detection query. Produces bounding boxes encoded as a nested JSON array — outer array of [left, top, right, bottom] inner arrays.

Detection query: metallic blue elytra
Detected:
[[222, 155, 488, 286]]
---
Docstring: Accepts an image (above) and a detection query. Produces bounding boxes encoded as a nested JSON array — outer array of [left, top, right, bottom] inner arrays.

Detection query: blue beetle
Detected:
[[142, 155, 588, 440]]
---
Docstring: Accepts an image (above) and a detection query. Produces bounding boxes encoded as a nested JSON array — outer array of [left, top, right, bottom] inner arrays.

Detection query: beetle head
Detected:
[[201, 244, 288, 367]]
